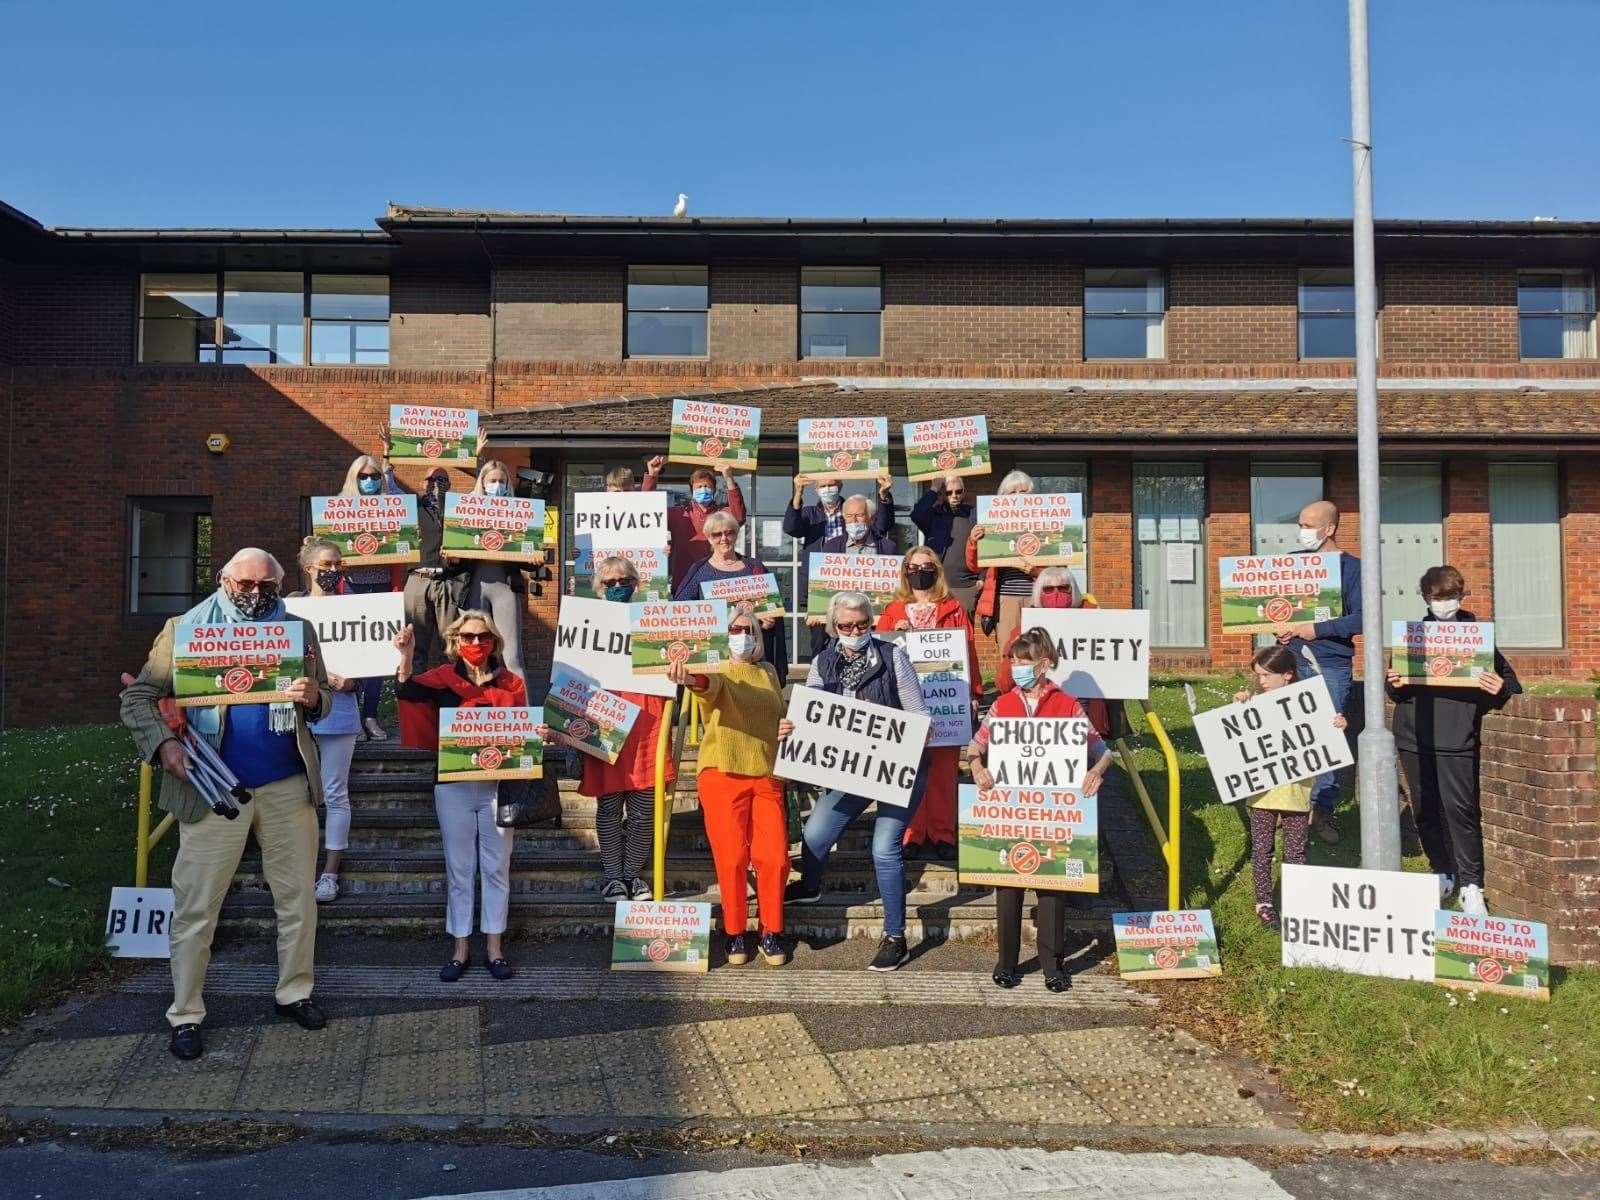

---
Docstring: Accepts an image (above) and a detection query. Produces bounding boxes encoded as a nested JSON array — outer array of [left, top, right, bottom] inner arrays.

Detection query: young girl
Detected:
[[1236, 645, 1347, 927]]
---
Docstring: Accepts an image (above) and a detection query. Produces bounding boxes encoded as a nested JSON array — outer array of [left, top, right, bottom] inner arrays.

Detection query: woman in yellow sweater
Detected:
[[665, 610, 789, 966]]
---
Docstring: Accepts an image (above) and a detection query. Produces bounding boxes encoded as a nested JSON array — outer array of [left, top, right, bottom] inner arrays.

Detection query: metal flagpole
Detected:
[[1348, 0, 1401, 870]]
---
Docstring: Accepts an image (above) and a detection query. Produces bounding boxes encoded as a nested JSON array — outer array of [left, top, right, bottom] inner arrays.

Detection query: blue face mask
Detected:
[[817, 485, 841, 505], [603, 583, 636, 603], [1011, 662, 1037, 690], [692, 486, 715, 505], [357, 476, 381, 495], [486, 481, 510, 497], [845, 522, 869, 542]]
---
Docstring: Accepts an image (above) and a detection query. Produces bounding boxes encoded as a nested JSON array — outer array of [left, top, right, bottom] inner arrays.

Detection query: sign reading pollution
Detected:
[[1218, 552, 1342, 633], [797, 416, 889, 480], [1391, 620, 1496, 688], [173, 621, 307, 708], [543, 665, 641, 764], [974, 493, 1085, 569], [667, 397, 761, 471], [957, 782, 1098, 893], [699, 571, 785, 619], [1192, 676, 1353, 804], [902, 415, 991, 481], [569, 547, 673, 602], [387, 404, 479, 466], [441, 493, 546, 563], [284, 592, 405, 679], [1434, 911, 1550, 1001], [310, 494, 420, 566], [437, 705, 543, 782], [1112, 910, 1223, 980], [627, 599, 731, 675], [804, 552, 902, 619], [610, 900, 712, 973]]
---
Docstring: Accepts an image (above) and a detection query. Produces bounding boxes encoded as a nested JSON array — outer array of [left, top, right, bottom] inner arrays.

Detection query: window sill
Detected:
[[625, 355, 711, 362], [1516, 357, 1598, 364], [1082, 357, 1169, 364], [801, 356, 884, 363]]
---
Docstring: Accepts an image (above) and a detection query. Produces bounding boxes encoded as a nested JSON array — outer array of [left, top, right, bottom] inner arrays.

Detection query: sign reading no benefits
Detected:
[[173, 621, 306, 708], [774, 685, 931, 808]]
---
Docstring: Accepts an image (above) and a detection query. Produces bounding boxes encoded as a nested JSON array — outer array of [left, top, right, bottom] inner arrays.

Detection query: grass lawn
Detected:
[[1121, 676, 1600, 1133]]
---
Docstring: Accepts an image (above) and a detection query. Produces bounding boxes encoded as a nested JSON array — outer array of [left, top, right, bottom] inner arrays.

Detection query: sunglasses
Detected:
[[229, 579, 279, 593], [1041, 586, 1074, 595], [457, 632, 495, 644], [834, 620, 871, 634], [358, 471, 382, 480], [707, 529, 737, 539]]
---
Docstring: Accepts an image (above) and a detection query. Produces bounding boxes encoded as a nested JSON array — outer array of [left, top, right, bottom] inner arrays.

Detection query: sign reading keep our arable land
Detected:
[[387, 404, 479, 466], [902, 415, 990, 481], [310, 494, 420, 566], [1391, 620, 1496, 688], [974, 493, 1085, 569], [667, 398, 761, 471], [437, 705, 544, 782], [172, 621, 307, 708], [797, 416, 889, 480], [441, 493, 546, 563], [1217, 552, 1342, 634]]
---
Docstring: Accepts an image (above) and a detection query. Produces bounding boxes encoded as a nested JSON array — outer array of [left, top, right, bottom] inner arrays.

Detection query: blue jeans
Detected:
[[1299, 655, 1353, 815], [800, 781, 924, 939]]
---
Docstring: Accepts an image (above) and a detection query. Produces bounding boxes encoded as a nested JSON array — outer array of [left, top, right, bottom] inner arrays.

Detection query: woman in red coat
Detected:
[[994, 566, 1112, 739], [876, 547, 983, 860]]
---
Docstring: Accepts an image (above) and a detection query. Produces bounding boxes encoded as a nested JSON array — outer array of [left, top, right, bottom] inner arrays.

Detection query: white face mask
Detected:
[[1428, 597, 1462, 620], [817, 485, 841, 505], [837, 632, 870, 652], [486, 481, 510, 497], [1297, 526, 1324, 550], [728, 633, 756, 659]]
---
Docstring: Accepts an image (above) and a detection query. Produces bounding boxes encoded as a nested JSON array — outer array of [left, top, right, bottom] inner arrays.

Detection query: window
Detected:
[[801, 267, 881, 358], [1134, 464, 1207, 647], [128, 498, 212, 615], [1518, 270, 1595, 359], [1379, 463, 1442, 618], [1084, 268, 1164, 359], [1013, 461, 1089, 590], [626, 266, 708, 357], [1298, 268, 1357, 359], [139, 272, 389, 365], [1250, 463, 1324, 554], [1490, 463, 1563, 647]]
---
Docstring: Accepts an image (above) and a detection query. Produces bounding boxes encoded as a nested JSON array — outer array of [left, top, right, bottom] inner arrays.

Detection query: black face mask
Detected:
[[908, 566, 939, 590], [228, 583, 279, 620], [316, 568, 342, 593]]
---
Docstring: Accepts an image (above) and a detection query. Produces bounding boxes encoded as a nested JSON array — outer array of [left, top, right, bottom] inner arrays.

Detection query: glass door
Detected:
[[1134, 464, 1206, 646]]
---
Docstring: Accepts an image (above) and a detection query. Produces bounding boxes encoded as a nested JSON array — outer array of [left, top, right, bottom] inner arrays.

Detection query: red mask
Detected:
[[457, 641, 493, 667], [1039, 589, 1076, 610]]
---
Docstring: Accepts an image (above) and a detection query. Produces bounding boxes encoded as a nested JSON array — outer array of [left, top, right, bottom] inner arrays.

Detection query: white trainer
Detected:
[[1438, 873, 1456, 901], [315, 873, 340, 903], [1459, 883, 1487, 916]]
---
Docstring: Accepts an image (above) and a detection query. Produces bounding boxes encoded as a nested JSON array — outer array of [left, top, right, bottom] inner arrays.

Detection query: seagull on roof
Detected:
[[672, 193, 688, 218]]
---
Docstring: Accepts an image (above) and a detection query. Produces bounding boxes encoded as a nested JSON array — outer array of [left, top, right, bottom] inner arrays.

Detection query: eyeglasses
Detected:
[[600, 578, 630, 588], [457, 632, 495, 644], [834, 619, 871, 634], [707, 530, 737, 540], [228, 579, 279, 593]]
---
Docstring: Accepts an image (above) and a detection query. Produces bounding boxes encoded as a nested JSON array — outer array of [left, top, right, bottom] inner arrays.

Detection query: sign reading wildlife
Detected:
[[1192, 676, 1353, 804], [1280, 864, 1438, 982], [667, 397, 761, 471], [897, 629, 972, 748], [628, 599, 731, 675], [573, 492, 670, 552], [957, 782, 1098, 893], [699, 571, 785, 618], [902, 415, 990, 481], [797, 416, 889, 480], [105, 887, 175, 959], [387, 403, 479, 466], [1391, 620, 1496, 688], [1112, 910, 1223, 980], [1218, 552, 1342, 633], [804, 552, 902, 619], [551, 595, 676, 699], [310, 494, 420, 566], [610, 900, 713, 973], [284, 592, 405, 679], [774, 685, 931, 808], [173, 621, 307, 708], [1434, 911, 1550, 1001], [543, 665, 641, 764], [437, 705, 543, 782], [1020, 607, 1151, 700], [974, 493, 1086, 569], [987, 717, 1091, 790], [569, 547, 673, 602], [440, 493, 546, 563]]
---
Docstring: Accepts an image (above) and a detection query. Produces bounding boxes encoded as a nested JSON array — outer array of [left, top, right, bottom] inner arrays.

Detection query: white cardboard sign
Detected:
[[1280, 864, 1439, 982], [573, 492, 669, 552], [284, 592, 405, 679], [1020, 607, 1151, 700], [551, 595, 675, 698], [901, 629, 972, 749], [987, 717, 1090, 790], [105, 886, 174, 958], [1192, 675, 1352, 804], [774, 685, 931, 808]]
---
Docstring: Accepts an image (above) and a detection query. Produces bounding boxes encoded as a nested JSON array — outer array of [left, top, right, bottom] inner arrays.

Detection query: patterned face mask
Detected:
[[228, 583, 279, 620], [316, 568, 342, 593]]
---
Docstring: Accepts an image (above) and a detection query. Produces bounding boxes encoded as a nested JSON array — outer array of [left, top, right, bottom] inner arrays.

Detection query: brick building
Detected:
[[3, 199, 1598, 726]]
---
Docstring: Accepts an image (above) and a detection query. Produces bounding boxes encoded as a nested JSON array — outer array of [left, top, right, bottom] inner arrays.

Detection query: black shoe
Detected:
[[486, 957, 515, 981], [1045, 973, 1071, 994], [169, 1024, 204, 1060], [273, 999, 327, 1030], [868, 935, 909, 972], [991, 967, 1020, 989], [626, 877, 652, 901], [934, 842, 957, 862], [784, 880, 823, 904], [903, 841, 926, 861], [440, 958, 468, 982]]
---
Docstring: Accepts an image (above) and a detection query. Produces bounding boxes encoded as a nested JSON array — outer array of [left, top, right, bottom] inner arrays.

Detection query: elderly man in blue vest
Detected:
[[121, 547, 333, 1061], [1275, 500, 1360, 845]]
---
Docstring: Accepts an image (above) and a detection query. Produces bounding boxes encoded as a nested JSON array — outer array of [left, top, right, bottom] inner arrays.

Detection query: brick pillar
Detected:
[[1089, 459, 1133, 607], [1445, 459, 1492, 616], [1208, 458, 1253, 669], [1563, 458, 1600, 676], [1326, 455, 1361, 559], [1479, 694, 1600, 966]]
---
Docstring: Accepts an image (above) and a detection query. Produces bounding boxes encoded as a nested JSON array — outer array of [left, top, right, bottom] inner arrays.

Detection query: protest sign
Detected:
[[987, 717, 1090, 790], [438, 705, 543, 782], [699, 571, 785, 618], [957, 783, 1098, 892], [310, 494, 420, 566], [551, 595, 675, 699], [797, 416, 889, 479], [1218, 552, 1342, 633], [387, 403, 479, 466], [1020, 607, 1151, 700], [898, 628, 972, 748], [902, 415, 990, 481], [1192, 676, 1353, 804], [1391, 620, 1496, 688], [284, 592, 404, 679], [610, 900, 712, 973], [441, 493, 546, 563], [667, 397, 761, 471], [1434, 911, 1550, 1001], [569, 546, 673, 601], [804, 552, 902, 619], [1112, 910, 1223, 980], [543, 665, 641, 764], [173, 621, 307, 708], [629, 599, 731, 675], [975, 493, 1085, 569], [1280, 864, 1438, 982], [573, 492, 669, 552], [105, 887, 174, 959], [774, 685, 931, 808]]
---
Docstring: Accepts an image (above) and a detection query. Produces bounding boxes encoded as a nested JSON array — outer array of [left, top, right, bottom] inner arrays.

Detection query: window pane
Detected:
[[141, 318, 217, 363], [1251, 463, 1323, 554], [222, 272, 304, 364], [1490, 463, 1562, 647], [1134, 463, 1207, 647], [1085, 314, 1163, 359], [1379, 463, 1442, 620], [129, 499, 211, 615], [627, 266, 707, 311], [801, 267, 881, 313], [142, 273, 217, 319], [627, 310, 707, 356], [311, 274, 389, 320], [1084, 268, 1163, 313], [801, 312, 881, 358], [1517, 272, 1591, 314], [1299, 268, 1354, 313], [1299, 313, 1357, 358], [311, 320, 390, 365]]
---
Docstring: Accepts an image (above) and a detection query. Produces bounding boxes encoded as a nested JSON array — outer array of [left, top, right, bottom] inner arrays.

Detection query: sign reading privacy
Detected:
[[1280, 864, 1437, 983], [173, 621, 306, 708], [1391, 620, 1495, 688], [573, 492, 669, 552], [797, 416, 888, 479], [310, 494, 420, 566], [551, 595, 676, 699], [387, 403, 478, 466], [1218, 552, 1342, 634], [284, 592, 405, 680], [1020, 607, 1151, 700], [1192, 676, 1352, 804], [668, 397, 761, 471], [902, 415, 990, 481], [774, 685, 930, 808]]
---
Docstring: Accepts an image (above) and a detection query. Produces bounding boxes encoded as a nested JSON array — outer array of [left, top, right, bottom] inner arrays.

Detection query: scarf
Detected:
[[177, 586, 298, 739], [836, 644, 879, 694]]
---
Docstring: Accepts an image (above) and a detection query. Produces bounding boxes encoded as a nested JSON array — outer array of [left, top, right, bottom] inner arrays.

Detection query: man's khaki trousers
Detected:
[[167, 773, 318, 1027]]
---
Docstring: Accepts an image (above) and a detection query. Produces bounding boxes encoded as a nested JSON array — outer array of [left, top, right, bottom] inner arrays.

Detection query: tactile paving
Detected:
[[720, 1053, 852, 1117], [970, 1082, 1114, 1126], [114, 1027, 258, 1110], [695, 1013, 819, 1066], [829, 1044, 963, 1103], [360, 1046, 483, 1115], [370, 1006, 479, 1058], [0, 1034, 143, 1108]]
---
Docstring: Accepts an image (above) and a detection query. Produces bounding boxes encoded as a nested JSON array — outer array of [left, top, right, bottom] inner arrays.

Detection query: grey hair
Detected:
[[841, 493, 878, 518], [220, 547, 285, 583], [825, 590, 874, 637], [1031, 567, 1079, 605], [591, 554, 640, 596], [702, 509, 740, 536], [997, 470, 1035, 496]]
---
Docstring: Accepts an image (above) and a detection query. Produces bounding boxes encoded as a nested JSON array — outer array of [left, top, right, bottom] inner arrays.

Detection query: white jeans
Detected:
[[315, 732, 358, 853], [434, 781, 512, 937]]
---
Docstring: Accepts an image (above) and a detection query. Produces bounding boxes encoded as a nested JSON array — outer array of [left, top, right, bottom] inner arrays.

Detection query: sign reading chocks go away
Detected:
[[796, 416, 889, 480], [310, 494, 420, 566], [1391, 620, 1495, 688], [627, 599, 731, 675], [437, 705, 543, 782], [902, 415, 990, 481], [441, 493, 546, 563], [610, 900, 713, 973], [667, 398, 761, 471], [387, 404, 479, 466], [173, 621, 307, 708], [543, 665, 642, 765], [974, 493, 1085, 569], [1217, 552, 1342, 634]]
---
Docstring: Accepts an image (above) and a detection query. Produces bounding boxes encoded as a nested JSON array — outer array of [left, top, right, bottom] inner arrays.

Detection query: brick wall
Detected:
[[1088, 459, 1133, 607], [1166, 264, 1297, 363], [708, 262, 795, 362], [1444, 459, 1492, 615], [390, 269, 490, 369], [1378, 262, 1519, 363], [9, 265, 135, 366], [1479, 694, 1599, 965], [882, 261, 1081, 363], [496, 261, 622, 361], [0, 258, 15, 366], [1206, 459, 1254, 669]]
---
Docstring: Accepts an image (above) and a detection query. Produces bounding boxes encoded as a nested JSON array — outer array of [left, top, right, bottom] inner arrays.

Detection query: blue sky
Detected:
[[3, 0, 1596, 228]]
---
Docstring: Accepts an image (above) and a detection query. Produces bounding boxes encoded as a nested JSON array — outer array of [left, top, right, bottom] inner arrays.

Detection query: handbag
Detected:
[[495, 774, 563, 828]]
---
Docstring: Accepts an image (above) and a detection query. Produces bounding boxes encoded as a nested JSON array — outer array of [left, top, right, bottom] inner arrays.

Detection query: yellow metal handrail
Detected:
[[134, 761, 176, 887], [652, 690, 707, 902], [1111, 701, 1182, 911]]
